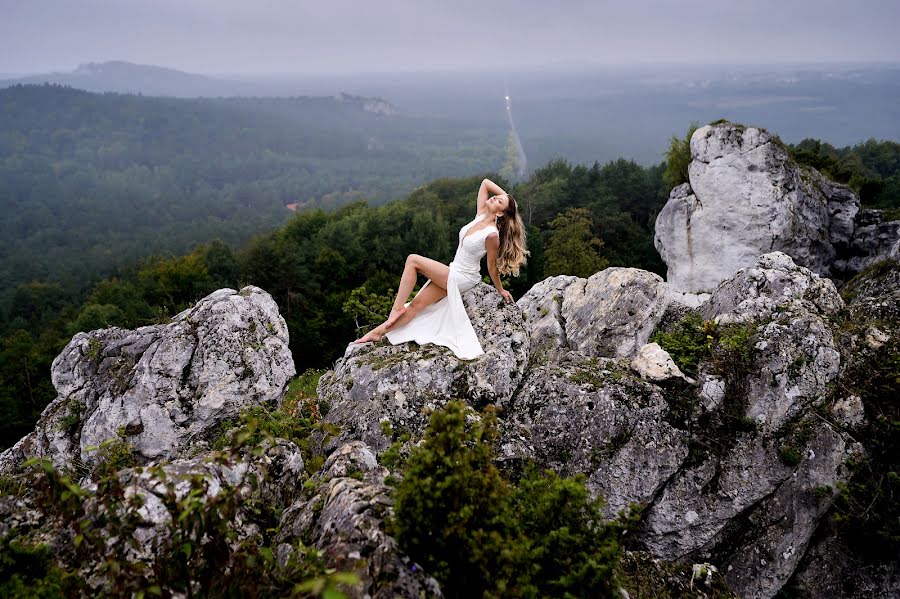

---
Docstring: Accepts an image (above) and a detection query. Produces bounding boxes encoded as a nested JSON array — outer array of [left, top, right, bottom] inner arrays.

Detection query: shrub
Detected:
[[391, 400, 625, 598], [663, 122, 699, 189]]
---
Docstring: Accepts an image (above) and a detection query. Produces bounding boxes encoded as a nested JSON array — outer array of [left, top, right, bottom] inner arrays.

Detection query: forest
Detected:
[[0, 84, 506, 297], [1, 85, 899, 450]]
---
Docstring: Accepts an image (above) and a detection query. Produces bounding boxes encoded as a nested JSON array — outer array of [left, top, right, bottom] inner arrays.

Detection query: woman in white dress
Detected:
[[353, 178, 529, 360]]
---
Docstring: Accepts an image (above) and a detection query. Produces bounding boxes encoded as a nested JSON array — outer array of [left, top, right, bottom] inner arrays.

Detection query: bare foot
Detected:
[[354, 329, 383, 343], [384, 306, 407, 329]]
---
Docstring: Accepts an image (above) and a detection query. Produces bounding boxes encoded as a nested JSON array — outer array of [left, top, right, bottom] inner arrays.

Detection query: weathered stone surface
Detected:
[[790, 528, 900, 599], [630, 342, 693, 382], [517, 267, 671, 361], [654, 122, 899, 293], [635, 266, 855, 598], [837, 209, 900, 276], [500, 351, 689, 518], [0, 286, 295, 474], [112, 439, 304, 563], [315, 283, 528, 453], [700, 252, 844, 324], [277, 442, 442, 598]]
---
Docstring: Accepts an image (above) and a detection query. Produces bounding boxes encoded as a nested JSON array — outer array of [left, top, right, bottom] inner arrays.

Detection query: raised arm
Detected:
[[477, 178, 507, 215], [485, 232, 513, 302]]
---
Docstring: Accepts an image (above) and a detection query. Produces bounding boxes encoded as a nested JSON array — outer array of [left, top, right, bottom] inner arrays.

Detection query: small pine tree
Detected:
[[663, 122, 699, 190], [543, 207, 608, 278]]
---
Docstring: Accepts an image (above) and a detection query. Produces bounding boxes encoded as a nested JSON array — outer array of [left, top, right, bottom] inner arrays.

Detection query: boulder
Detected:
[[699, 252, 844, 324], [516, 267, 671, 361], [315, 283, 528, 453], [276, 441, 442, 598], [0, 286, 295, 475], [654, 122, 900, 293], [499, 351, 689, 518], [630, 342, 693, 382]]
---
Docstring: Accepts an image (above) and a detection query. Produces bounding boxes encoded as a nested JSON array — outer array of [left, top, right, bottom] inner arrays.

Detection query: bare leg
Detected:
[[384, 254, 450, 329], [355, 282, 448, 343]]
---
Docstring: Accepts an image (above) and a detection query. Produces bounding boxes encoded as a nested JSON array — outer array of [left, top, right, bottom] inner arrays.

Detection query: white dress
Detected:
[[384, 212, 498, 360]]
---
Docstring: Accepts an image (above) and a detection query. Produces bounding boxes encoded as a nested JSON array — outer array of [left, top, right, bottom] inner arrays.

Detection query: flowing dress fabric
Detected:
[[384, 213, 497, 360]]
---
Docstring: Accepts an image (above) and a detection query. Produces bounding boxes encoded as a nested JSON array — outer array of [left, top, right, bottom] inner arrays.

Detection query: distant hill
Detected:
[[0, 60, 257, 97]]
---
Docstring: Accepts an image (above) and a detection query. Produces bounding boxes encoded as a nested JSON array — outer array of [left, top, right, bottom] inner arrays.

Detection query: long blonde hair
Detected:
[[496, 194, 529, 277]]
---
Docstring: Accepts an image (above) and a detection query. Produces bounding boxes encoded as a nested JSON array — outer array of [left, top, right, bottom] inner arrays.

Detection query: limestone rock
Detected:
[[516, 267, 671, 361], [277, 442, 442, 598], [630, 342, 693, 382], [0, 286, 295, 474], [790, 527, 900, 599], [500, 351, 689, 518], [838, 209, 900, 276], [700, 252, 844, 324], [654, 122, 899, 293], [314, 283, 528, 454]]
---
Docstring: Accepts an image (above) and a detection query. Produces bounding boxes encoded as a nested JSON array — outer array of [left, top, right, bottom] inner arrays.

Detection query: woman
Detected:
[[353, 178, 529, 360]]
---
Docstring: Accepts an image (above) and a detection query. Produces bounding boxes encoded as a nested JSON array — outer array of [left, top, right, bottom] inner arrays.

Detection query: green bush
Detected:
[[663, 122, 699, 189], [0, 533, 78, 598], [13, 426, 355, 598], [391, 400, 625, 598]]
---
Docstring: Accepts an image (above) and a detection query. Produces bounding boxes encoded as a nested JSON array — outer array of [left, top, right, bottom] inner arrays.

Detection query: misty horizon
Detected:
[[2, 0, 898, 76]]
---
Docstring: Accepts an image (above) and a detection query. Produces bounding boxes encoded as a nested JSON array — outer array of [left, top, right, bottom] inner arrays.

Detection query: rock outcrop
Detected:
[[517, 267, 671, 360], [0, 286, 296, 475], [654, 122, 900, 293], [319, 250, 875, 599], [276, 442, 442, 598], [3, 122, 898, 598], [315, 283, 528, 453]]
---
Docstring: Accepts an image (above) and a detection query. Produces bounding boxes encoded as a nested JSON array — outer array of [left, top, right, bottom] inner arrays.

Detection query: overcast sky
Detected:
[[2, 0, 898, 76]]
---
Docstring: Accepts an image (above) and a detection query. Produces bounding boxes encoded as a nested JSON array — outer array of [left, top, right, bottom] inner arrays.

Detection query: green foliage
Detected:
[[0, 84, 507, 298], [650, 313, 713, 378], [392, 401, 625, 598], [11, 403, 355, 598], [663, 122, 699, 189], [341, 284, 394, 336], [652, 313, 760, 469], [0, 533, 78, 597], [828, 310, 900, 559], [543, 207, 608, 278], [788, 137, 900, 212]]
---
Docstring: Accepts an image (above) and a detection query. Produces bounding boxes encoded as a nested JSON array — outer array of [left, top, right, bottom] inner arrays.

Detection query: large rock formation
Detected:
[[315, 283, 528, 453], [517, 267, 671, 360], [315, 250, 878, 599], [654, 122, 900, 293], [0, 286, 296, 475]]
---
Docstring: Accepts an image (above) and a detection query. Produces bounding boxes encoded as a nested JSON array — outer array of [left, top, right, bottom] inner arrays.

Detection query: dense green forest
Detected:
[[2, 102, 899, 450], [0, 84, 506, 297]]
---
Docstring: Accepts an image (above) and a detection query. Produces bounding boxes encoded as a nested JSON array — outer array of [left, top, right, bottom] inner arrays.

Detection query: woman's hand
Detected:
[[498, 288, 513, 303]]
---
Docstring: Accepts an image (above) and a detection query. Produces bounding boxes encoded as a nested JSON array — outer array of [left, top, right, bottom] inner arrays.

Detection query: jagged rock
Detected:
[[654, 122, 899, 293], [277, 442, 442, 598], [0, 286, 295, 474], [516, 267, 671, 361], [617, 551, 737, 598], [630, 342, 693, 382], [635, 260, 857, 598], [699, 252, 844, 324], [499, 351, 689, 518], [516, 275, 579, 355], [314, 283, 528, 453], [111, 439, 304, 564], [789, 527, 900, 599], [841, 257, 900, 323], [838, 209, 900, 275]]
